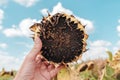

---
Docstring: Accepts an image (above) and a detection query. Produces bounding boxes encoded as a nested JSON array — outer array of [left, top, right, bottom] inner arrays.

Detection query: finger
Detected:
[[27, 36, 42, 60], [36, 56, 47, 64], [36, 54, 42, 64], [40, 61, 49, 70], [54, 64, 65, 73], [41, 58, 46, 62], [48, 64, 55, 72], [42, 61, 50, 66], [36, 54, 41, 61]]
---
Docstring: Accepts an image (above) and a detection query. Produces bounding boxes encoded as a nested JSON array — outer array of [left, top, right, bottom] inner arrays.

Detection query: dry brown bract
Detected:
[[30, 13, 88, 63]]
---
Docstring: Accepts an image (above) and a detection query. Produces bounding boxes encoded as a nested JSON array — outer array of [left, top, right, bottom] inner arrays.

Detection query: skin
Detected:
[[14, 36, 64, 80]]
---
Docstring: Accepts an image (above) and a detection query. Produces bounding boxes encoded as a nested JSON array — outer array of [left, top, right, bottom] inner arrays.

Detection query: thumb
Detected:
[[28, 36, 42, 60]]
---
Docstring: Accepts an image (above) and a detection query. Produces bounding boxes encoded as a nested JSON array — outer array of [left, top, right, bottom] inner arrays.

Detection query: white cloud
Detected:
[[0, 9, 4, 31], [3, 18, 37, 37], [0, 0, 8, 7], [118, 19, 120, 23], [3, 27, 22, 37], [0, 45, 31, 70], [113, 40, 120, 53], [117, 26, 120, 32], [117, 40, 120, 46], [0, 43, 7, 49], [40, 8, 48, 16], [0, 9, 4, 24], [40, 2, 73, 16], [14, 0, 39, 7], [0, 50, 23, 70], [117, 25, 120, 36], [19, 18, 37, 36], [40, 2, 94, 34], [51, 2, 73, 15], [89, 40, 111, 47], [0, 26, 2, 30], [116, 19, 120, 36], [81, 40, 112, 61], [76, 17, 94, 34]]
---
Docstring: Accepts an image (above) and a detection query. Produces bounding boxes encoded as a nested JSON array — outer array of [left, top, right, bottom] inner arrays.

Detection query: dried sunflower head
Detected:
[[30, 12, 88, 63]]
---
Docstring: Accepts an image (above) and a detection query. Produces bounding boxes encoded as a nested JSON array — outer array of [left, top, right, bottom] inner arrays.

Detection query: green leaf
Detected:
[[105, 65, 114, 76], [57, 67, 71, 80], [79, 70, 97, 80], [106, 51, 113, 61]]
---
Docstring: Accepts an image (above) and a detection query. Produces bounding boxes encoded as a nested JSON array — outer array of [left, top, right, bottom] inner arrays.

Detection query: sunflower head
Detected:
[[30, 12, 88, 63]]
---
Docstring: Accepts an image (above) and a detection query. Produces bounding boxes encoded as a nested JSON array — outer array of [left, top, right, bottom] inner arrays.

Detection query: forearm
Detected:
[[14, 73, 33, 80]]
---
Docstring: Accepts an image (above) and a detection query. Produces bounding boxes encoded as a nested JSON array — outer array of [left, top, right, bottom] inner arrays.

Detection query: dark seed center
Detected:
[[40, 14, 84, 63]]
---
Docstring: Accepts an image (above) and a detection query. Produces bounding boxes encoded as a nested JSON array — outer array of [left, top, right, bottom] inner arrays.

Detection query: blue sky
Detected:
[[0, 0, 120, 70]]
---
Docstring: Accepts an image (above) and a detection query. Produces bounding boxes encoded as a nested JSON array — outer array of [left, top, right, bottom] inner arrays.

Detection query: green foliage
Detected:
[[0, 75, 14, 80], [1, 50, 120, 80], [105, 64, 114, 76], [106, 51, 113, 61], [0, 70, 16, 80], [102, 76, 115, 80], [57, 67, 71, 80], [79, 70, 97, 80], [102, 64, 116, 80]]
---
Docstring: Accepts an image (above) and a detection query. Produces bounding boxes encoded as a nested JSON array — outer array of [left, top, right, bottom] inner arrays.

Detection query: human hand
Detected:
[[14, 36, 64, 80]]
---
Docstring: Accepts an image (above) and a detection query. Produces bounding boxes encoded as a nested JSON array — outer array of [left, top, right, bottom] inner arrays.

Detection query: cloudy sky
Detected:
[[0, 0, 120, 70]]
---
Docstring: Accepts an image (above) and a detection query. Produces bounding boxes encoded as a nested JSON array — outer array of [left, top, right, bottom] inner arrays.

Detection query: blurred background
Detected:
[[0, 0, 120, 71]]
